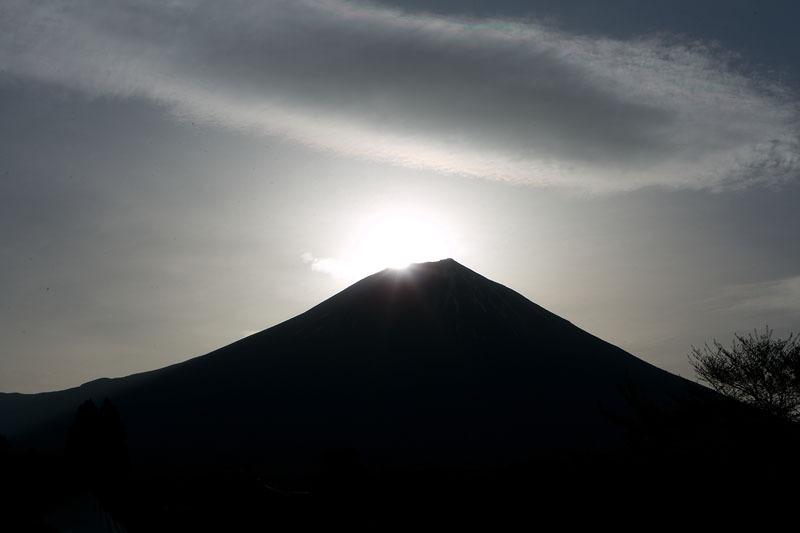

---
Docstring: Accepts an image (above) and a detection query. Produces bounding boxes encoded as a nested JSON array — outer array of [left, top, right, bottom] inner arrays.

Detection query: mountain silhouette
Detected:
[[1, 259, 697, 473]]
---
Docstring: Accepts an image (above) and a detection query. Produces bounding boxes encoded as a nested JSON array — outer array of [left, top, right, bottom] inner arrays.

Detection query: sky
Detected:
[[1, 0, 799, 393]]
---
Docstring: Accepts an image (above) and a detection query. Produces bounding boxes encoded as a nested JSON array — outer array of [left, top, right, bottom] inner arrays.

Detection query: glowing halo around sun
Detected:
[[331, 209, 458, 281], [301, 209, 460, 282]]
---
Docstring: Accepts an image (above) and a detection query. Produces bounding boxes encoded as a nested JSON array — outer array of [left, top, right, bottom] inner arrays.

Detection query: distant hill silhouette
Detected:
[[0, 259, 699, 473]]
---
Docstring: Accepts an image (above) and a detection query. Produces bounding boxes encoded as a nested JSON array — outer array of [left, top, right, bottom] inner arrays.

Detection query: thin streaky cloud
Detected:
[[712, 275, 800, 315], [301, 252, 350, 278], [1, 0, 798, 191]]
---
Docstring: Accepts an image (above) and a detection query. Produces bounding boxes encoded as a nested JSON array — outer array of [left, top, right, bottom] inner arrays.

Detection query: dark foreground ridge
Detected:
[[2, 259, 798, 529]]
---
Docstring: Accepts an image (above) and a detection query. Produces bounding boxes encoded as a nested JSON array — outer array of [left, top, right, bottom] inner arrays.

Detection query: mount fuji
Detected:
[[1, 259, 698, 472]]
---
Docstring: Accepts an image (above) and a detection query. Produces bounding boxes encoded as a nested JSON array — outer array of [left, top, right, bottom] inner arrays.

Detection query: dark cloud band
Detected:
[[2, 0, 797, 190]]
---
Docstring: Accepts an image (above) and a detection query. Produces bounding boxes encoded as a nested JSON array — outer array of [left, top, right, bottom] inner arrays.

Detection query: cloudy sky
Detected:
[[2, 0, 799, 393]]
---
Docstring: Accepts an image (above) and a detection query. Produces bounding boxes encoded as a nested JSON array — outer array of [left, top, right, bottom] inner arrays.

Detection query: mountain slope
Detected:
[[1, 259, 698, 472]]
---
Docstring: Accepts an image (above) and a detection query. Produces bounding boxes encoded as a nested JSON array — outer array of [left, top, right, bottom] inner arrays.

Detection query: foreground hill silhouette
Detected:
[[4, 259, 800, 528], [2, 259, 694, 467]]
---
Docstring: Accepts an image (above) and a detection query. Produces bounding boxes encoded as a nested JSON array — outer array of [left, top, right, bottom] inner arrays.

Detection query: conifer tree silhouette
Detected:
[[65, 398, 129, 491]]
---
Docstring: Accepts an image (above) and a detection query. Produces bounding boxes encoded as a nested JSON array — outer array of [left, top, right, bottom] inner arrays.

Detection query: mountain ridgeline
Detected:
[[1, 259, 696, 472]]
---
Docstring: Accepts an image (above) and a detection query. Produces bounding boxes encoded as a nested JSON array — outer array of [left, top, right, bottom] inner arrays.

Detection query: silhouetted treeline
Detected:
[[0, 398, 130, 532], [604, 382, 800, 518], [65, 398, 129, 491], [4, 391, 800, 531]]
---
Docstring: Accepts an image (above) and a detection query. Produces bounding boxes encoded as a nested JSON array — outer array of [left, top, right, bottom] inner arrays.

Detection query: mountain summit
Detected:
[[1, 259, 695, 472]]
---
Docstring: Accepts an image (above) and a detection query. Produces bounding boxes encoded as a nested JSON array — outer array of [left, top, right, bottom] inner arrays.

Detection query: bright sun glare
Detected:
[[341, 210, 457, 279]]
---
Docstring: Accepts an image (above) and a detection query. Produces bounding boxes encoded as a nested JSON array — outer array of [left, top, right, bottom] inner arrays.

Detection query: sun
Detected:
[[344, 209, 457, 277], [303, 208, 461, 282]]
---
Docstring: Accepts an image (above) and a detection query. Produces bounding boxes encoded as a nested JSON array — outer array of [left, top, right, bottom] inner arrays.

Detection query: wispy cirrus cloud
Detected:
[[2, 0, 798, 191], [712, 275, 800, 316], [300, 252, 351, 279]]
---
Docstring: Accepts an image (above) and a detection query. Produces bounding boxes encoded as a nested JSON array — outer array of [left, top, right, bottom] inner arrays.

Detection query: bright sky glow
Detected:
[[303, 209, 459, 282], [351, 210, 456, 270]]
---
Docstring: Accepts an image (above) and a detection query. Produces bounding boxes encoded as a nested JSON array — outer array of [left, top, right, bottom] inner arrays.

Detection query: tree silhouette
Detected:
[[65, 399, 101, 482], [65, 398, 129, 490], [96, 398, 129, 482], [689, 327, 800, 421]]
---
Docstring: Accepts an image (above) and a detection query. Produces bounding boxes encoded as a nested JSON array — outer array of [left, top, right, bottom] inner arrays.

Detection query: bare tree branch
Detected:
[[689, 327, 800, 421]]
